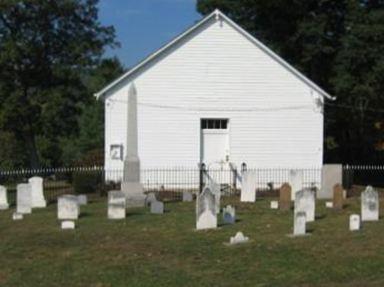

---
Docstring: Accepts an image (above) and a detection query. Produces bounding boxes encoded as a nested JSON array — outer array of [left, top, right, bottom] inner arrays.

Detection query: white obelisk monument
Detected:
[[120, 83, 146, 207]]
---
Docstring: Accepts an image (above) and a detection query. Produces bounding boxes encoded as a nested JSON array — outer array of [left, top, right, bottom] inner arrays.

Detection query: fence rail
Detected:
[[1, 165, 384, 205]]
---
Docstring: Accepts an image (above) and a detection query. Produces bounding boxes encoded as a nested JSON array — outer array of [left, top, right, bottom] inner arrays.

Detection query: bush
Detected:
[[72, 171, 101, 194]]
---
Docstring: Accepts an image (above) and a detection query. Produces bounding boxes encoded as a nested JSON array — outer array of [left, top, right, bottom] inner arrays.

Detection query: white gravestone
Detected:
[[294, 188, 315, 222], [12, 212, 23, 220], [108, 191, 126, 219], [196, 187, 217, 230], [28, 176, 47, 208], [61, 221, 75, 230], [350, 214, 361, 231], [230, 232, 249, 245], [293, 212, 306, 236], [208, 180, 221, 214], [0, 185, 9, 210], [182, 191, 193, 202], [77, 194, 87, 206], [289, 170, 303, 200], [150, 200, 164, 214], [241, 171, 257, 202], [325, 201, 333, 208], [361, 186, 379, 221], [58, 195, 79, 220], [16, 183, 32, 214], [223, 205, 236, 224], [270, 201, 279, 209]]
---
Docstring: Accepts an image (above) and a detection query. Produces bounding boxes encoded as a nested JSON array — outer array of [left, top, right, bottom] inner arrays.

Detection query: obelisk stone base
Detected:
[[121, 182, 146, 207]]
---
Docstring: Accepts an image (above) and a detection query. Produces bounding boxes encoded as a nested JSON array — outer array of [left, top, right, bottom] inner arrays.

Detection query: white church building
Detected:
[[96, 10, 333, 185]]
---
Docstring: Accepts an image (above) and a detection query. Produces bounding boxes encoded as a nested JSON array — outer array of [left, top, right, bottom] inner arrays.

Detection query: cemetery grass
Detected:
[[1, 197, 384, 286]]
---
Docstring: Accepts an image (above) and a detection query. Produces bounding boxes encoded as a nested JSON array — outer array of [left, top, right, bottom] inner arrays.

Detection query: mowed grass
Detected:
[[1, 196, 384, 287]]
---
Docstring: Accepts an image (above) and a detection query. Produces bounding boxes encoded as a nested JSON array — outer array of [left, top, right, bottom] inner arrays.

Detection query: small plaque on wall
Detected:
[[110, 144, 123, 160]]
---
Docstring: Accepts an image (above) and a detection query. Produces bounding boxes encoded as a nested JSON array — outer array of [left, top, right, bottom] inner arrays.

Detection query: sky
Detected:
[[98, 0, 202, 69]]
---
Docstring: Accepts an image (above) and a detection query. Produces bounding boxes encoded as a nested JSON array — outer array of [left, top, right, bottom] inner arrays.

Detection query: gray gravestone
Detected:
[[240, 171, 257, 202], [108, 191, 126, 219], [0, 185, 9, 210], [28, 176, 46, 208], [182, 191, 193, 202], [145, 193, 157, 207], [120, 83, 146, 207], [150, 200, 164, 214], [294, 188, 315, 222], [289, 170, 303, 200], [77, 194, 87, 206], [196, 186, 217, 230], [223, 205, 236, 224], [320, 164, 342, 199], [293, 211, 306, 236], [361, 186, 379, 221], [58, 195, 79, 220], [16, 183, 32, 214], [230, 232, 249, 245]]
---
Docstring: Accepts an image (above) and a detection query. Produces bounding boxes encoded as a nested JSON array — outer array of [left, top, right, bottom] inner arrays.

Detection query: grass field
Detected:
[[1, 196, 384, 287]]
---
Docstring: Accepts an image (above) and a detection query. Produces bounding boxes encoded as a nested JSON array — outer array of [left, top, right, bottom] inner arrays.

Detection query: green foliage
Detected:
[[72, 171, 101, 194], [197, 0, 384, 163], [0, 0, 118, 168]]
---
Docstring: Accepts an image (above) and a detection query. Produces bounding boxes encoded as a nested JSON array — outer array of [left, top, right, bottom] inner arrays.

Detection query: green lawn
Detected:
[[1, 196, 384, 287]]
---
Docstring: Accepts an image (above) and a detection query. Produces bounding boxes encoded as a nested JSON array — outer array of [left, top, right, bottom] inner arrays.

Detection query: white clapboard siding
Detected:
[[102, 12, 324, 185]]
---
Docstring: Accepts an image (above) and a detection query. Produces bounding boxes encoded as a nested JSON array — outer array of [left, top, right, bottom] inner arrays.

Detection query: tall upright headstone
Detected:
[[294, 188, 316, 222], [333, 183, 344, 210], [120, 83, 146, 207], [108, 191, 126, 219], [289, 170, 303, 200], [0, 185, 9, 210], [350, 214, 361, 231], [240, 171, 257, 202], [361, 186, 379, 221], [196, 186, 217, 230], [279, 183, 292, 211], [293, 212, 306, 236], [320, 164, 342, 199], [16, 183, 32, 214], [29, 176, 47, 208]]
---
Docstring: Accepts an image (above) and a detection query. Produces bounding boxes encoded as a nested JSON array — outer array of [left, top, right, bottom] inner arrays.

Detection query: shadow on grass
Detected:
[[315, 214, 327, 220]]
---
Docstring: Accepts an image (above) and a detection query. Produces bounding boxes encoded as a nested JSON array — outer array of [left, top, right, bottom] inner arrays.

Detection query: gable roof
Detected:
[[95, 9, 334, 100]]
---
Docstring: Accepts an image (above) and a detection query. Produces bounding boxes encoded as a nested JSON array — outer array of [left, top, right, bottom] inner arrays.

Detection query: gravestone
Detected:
[[350, 214, 361, 231], [293, 212, 306, 236], [58, 195, 79, 220], [196, 186, 217, 230], [333, 183, 344, 210], [223, 205, 236, 224], [229, 232, 249, 245], [144, 193, 157, 207], [279, 183, 292, 211], [0, 185, 9, 210], [28, 176, 47, 208], [150, 200, 164, 214], [294, 188, 315, 222], [361, 186, 379, 221], [12, 212, 23, 220], [289, 170, 303, 200], [270, 201, 279, 209], [320, 164, 342, 199], [325, 201, 333, 208], [120, 84, 146, 207], [77, 194, 87, 206], [108, 191, 126, 219], [241, 171, 257, 202], [16, 183, 32, 214], [182, 191, 193, 202], [208, 180, 221, 214], [61, 221, 75, 230]]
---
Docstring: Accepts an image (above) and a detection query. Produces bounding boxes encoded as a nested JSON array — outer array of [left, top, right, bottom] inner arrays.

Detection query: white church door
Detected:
[[201, 119, 229, 168]]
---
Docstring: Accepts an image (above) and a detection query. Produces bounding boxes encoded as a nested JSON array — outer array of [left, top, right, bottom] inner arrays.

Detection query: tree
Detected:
[[197, 0, 384, 164], [0, 0, 118, 168]]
